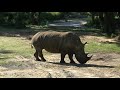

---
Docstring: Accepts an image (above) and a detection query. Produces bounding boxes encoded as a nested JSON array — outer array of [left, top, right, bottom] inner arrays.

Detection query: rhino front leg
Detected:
[[39, 50, 46, 62], [60, 52, 66, 63], [68, 53, 75, 64]]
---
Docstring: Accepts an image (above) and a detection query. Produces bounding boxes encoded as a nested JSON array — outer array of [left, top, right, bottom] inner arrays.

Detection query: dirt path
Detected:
[[0, 53, 120, 78], [48, 19, 87, 28]]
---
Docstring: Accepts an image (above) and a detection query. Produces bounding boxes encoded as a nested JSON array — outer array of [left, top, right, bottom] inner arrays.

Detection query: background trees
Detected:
[[90, 12, 120, 37], [0, 12, 120, 37], [0, 12, 64, 28]]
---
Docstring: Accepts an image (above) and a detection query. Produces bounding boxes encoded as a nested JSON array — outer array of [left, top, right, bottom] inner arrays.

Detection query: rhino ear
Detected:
[[83, 42, 87, 46]]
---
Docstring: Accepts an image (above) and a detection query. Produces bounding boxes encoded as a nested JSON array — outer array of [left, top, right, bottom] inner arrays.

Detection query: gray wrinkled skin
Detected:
[[31, 31, 92, 64]]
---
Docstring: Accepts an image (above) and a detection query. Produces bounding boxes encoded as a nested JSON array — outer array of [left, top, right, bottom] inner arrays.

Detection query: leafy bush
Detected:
[[0, 12, 64, 28]]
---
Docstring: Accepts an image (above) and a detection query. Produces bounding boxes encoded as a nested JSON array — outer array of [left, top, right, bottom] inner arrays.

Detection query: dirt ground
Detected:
[[0, 36, 120, 78], [0, 53, 120, 78]]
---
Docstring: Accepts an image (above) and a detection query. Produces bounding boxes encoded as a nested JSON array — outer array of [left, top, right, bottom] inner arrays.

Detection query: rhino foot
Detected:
[[41, 59, 46, 62], [70, 61, 75, 64], [35, 58, 41, 61], [60, 61, 66, 63]]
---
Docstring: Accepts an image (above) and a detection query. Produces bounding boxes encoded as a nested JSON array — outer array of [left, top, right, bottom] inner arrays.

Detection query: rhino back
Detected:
[[31, 31, 80, 53], [42, 31, 65, 53], [32, 31, 66, 53]]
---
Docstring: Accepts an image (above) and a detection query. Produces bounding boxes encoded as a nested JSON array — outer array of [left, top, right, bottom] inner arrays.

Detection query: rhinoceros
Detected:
[[31, 31, 92, 64]]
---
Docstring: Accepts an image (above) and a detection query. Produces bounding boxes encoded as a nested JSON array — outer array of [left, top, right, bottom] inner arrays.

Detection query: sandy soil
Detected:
[[0, 52, 120, 78]]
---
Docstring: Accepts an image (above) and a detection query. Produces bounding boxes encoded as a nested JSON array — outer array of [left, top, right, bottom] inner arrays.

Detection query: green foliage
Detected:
[[89, 12, 120, 37], [1, 12, 120, 37], [38, 12, 63, 22], [0, 12, 27, 28], [0, 12, 64, 28]]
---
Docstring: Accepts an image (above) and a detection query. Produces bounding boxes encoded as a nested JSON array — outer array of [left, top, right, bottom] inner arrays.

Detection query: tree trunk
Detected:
[[103, 12, 115, 37], [98, 12, 104, 29], [91, 12, 96, 24]]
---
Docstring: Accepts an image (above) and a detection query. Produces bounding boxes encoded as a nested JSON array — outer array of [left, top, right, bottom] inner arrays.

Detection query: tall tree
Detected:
[[103, 12, 115, 36], [91, 12, 96, 24], [98, 12, 104, 29]]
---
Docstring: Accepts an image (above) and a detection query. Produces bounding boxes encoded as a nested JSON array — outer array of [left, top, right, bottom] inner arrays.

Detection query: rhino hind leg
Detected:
[[39, 50, 46, 62], [68, 53, 75, 64], [34, 50, 41, 61]]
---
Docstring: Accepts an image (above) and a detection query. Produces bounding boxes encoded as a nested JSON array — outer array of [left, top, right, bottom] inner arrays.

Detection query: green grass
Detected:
[[0, 36, 120, 61], [0, 36, 34, 59], [0, 36, 53, 62], [85, 42, 120, 53]]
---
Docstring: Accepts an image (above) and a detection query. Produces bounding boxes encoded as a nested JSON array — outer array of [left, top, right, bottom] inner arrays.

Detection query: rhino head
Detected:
[[75, 42, 93, 64], [75, 53, 92, 64]]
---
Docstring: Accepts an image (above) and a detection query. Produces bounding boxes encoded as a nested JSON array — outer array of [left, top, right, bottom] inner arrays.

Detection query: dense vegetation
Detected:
[[0, 12, 120, 37], [0, 12, 64, 28], [90, 12, 120, 37]]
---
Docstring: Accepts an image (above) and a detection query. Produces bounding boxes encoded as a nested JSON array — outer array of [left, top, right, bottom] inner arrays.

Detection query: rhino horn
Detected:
[[86, 53, 89, 56], [87, 55, 93, 60]]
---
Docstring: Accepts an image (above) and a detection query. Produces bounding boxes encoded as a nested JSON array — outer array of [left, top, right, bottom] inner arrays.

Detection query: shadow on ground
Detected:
[[48, 62, 115, 68], [0, 50, 15, 54], [0, 25, 103, 39], [0, 57, 10, 60], [100, 41, 120, 47]]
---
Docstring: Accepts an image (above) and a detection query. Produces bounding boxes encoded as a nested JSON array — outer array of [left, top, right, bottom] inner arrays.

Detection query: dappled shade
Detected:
[[0, 50, 15, 54]]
